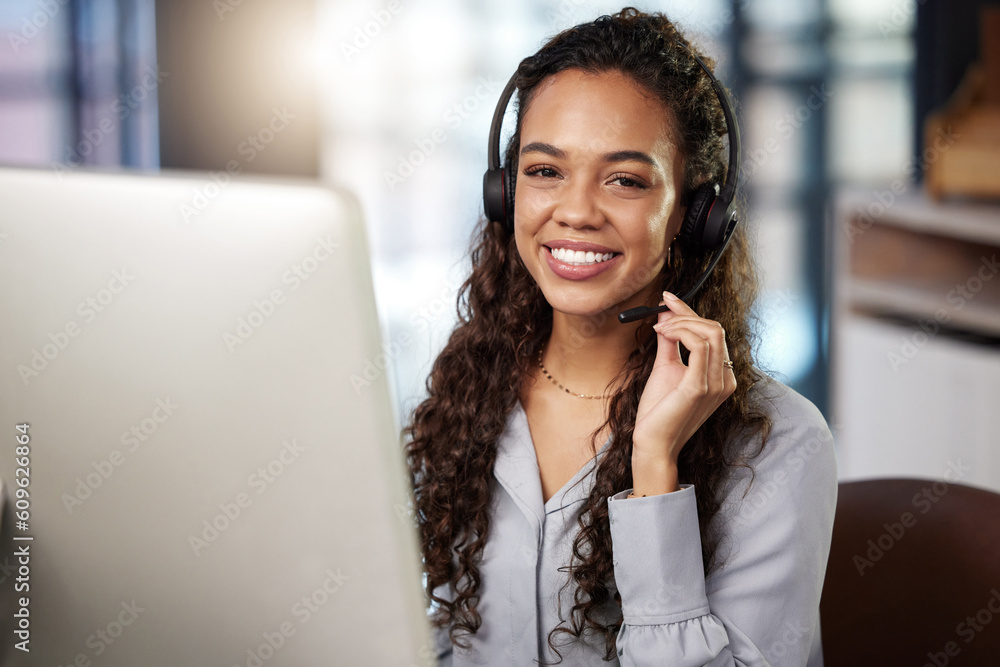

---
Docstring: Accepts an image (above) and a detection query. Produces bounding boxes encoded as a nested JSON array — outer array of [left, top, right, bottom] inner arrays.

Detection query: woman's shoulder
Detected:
[[745, 370, 833, 454], [745, 368, 822, 417], [719, 370, 837, 514]]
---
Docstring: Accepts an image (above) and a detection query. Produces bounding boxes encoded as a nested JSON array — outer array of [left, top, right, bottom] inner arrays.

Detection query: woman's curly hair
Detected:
[[404, 7, 771, 662]]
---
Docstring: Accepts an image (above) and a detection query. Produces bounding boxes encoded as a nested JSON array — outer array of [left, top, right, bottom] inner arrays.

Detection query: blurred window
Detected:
[[0, 0, 158, 170], [735, 0, 913, 413]]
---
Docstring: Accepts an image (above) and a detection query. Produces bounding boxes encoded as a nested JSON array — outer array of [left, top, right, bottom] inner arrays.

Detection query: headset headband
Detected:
[[687, 51, 741, 223]]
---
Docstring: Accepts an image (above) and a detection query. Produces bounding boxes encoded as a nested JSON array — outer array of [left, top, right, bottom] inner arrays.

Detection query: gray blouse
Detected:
[[434, 376, 837, 666]]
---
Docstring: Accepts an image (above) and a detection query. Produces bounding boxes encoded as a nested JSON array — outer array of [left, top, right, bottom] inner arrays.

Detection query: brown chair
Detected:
[[821, 478, 1000, 666]]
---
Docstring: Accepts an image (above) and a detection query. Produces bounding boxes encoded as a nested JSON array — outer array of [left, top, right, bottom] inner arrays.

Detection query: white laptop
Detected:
[[0, 167, 432, 666]]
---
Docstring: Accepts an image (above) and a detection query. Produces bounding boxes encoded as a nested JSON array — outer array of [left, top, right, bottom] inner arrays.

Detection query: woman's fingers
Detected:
[[652, 291, 701, 365], [653, 304, 682, 368], [662, 291, 694, 314], [638, 291, 738, 457], [653, 321, 714, 397], [653, 316, 735, 401]]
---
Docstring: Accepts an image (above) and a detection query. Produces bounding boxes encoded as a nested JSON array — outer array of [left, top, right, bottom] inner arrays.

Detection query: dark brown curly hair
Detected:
[[404, 7, 771, 662]]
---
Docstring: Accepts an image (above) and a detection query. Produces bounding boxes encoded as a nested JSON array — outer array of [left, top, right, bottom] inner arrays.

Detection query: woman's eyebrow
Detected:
[[602, 150, 656, 167], [520, 142, 565, 159], [520, 142, 657, 167]]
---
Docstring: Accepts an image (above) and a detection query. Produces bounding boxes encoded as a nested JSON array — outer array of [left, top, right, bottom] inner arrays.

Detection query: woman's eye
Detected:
[[610, 174, 647, 189], [524, 166, 558, 178]]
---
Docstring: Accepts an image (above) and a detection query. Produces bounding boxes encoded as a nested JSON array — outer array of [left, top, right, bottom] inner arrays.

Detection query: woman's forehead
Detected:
[[519, 69, 678, 157]]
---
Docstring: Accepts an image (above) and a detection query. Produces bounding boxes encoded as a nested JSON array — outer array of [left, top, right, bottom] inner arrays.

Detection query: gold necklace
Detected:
[[537, 347, 608, 400]]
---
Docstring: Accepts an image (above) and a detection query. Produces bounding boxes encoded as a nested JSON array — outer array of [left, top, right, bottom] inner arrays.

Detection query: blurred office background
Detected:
[[1, 0, 997, 491]]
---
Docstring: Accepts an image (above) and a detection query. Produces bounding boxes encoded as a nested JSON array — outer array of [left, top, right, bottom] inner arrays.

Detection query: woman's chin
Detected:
[[544, 295, 628, 322], [540, 281, 661, 323]]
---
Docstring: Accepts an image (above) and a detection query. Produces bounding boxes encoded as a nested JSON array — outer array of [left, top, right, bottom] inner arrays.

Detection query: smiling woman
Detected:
[[514, 68, 681, 320], [404, 7, 837, 666]]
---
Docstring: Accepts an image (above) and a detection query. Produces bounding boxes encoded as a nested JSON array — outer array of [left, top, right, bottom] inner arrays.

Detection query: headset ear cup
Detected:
[[679, 183, 719, 250], [703, 194, 735, 250], [504, 161, 517, 234], [483, 168, 505, 226]]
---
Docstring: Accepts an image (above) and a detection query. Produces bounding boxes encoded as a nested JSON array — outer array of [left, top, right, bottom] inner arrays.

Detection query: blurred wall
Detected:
[[155, 0, 319, 176]]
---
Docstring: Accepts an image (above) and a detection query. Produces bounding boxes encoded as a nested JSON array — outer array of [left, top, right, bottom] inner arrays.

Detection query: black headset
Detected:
[[481, 48, 742, 323]]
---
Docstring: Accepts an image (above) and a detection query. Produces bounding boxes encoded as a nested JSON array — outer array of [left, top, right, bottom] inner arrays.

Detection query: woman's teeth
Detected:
[[548, 247, 616, 265]]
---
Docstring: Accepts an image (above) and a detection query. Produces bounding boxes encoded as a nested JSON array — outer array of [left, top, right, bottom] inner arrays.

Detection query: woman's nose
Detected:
[[552, 177, 604, 230]]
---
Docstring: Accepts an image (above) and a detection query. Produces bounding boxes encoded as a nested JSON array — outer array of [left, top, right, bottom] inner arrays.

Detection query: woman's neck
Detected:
[[543, 309, 643, 397]]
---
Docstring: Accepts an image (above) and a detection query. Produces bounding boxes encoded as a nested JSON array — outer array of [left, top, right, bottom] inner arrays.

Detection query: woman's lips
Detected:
[[543, 245, 621, 280], [545, 239, 617, 254]]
